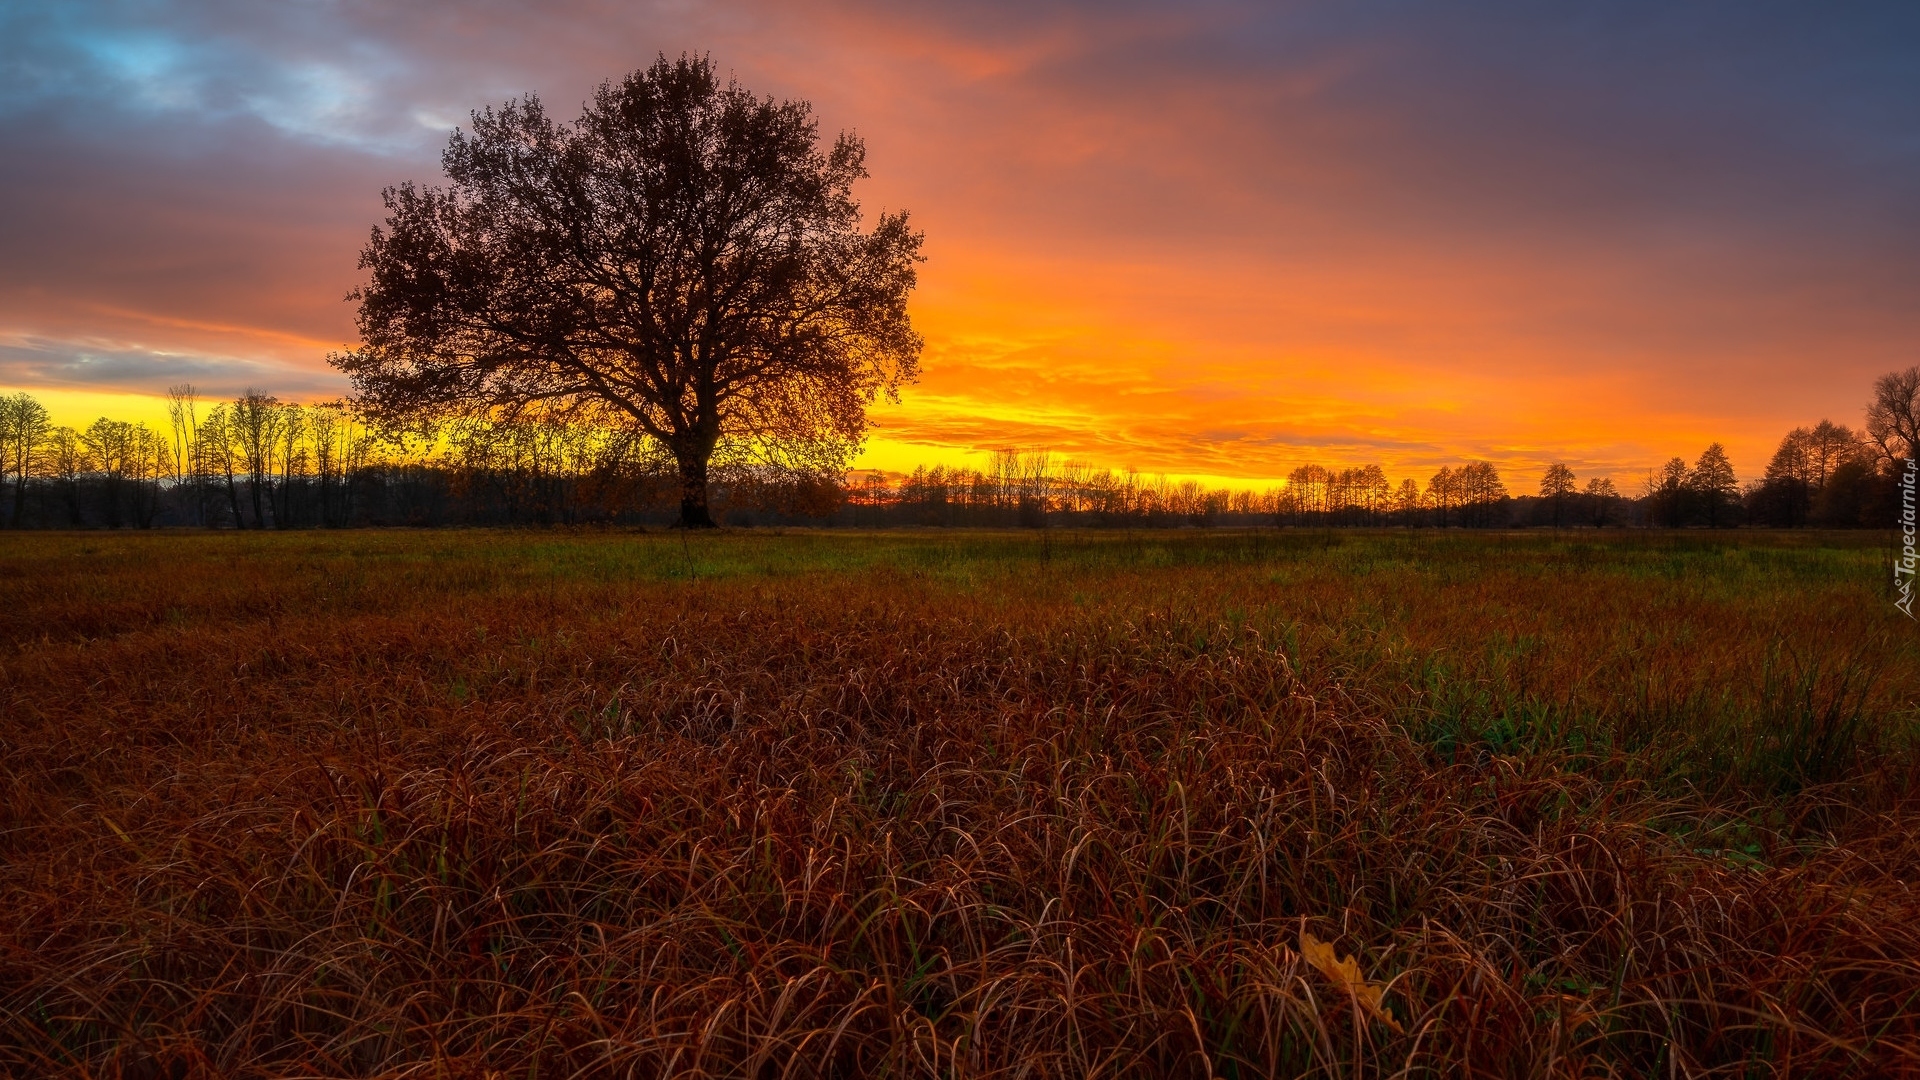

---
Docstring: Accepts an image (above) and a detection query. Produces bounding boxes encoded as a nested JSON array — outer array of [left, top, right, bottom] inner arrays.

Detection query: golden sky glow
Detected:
[[2, 2, 1915, 491]]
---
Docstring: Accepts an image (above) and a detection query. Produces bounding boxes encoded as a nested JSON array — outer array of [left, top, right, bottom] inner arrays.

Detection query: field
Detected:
[[2, 528, 1916, 1077]]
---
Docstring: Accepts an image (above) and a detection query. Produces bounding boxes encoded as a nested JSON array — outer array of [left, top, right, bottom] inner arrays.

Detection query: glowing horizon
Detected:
[[3, 2, 1913, 494]]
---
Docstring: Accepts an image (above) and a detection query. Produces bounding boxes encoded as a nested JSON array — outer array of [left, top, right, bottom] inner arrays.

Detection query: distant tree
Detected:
[[1057, 458, 1091, 515], [1752, 421, 1867, 527], [1583, 476, 1619, 527], [1867, 366, 1920, 465], [1172, 478, 1205, 525], [336, 55, 924, 527], [127, 423, 171, 527], [1456, 461, 1506, 527], [1650, 457, 1690, 527], [1538, 462, 1576, 527], [165, 385, 212, 526], [1804, 419, 1867, 485], [1393, 477, 1421, 525], [1288, 464, 1330, 524], [229, 391, 287, 528], [198, 405, 247, 528], [1354, 464, 1389, 524], [1019, 449, 1053, 528], [1812, 456, 1886, 527], [81, 418, 137, 528], [1689, 443, 1739, 528], [307, 404, 365, 527], [273, 403, 307, 526], [1325, 468, 1352, 522], [1425, 466, 1455, 527], [1758, 427, 1815, 526], [0, 392, 51, 527], [46, 426, 86, 525], [164, 385, 197, 486]]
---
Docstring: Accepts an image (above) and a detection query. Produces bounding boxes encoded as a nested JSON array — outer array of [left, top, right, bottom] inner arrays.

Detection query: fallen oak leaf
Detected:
[[1301, 929, 1404, 1034]]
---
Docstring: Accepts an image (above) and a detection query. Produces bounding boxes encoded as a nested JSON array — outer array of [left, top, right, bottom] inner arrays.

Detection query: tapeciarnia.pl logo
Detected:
[[1899, 457, 1917, 620]]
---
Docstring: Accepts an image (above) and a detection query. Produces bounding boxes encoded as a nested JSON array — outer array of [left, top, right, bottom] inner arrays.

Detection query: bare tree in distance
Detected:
[[1393, 477, 1421, 525], [165, 386, 197, 488], [1804, 420, 1868, 486], [230, 391, 286, 529], [1760, 421, 1867, 528], [1868, 367, 1920, 466], [1539, 462, 1576, 527], [1287, 463, 1331, 524], [1426, 466, 1457, 527], [335, 54, 924, 527], [1583, 476, 1619, 527], [1649, 457, 1689, 527], [47, 425, 85, 525], [1019, 448, 1053, 529], [1, 392, 50, 527]]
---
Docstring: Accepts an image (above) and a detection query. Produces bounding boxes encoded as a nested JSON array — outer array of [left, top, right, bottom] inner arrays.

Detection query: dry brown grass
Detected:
[[1, 528, 1916, 1077]]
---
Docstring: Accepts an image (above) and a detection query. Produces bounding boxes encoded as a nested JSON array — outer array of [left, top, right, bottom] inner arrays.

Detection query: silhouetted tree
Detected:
[[1649, 457, 1690, 527], [1810, 458, 1871, 526], [1539, 462, 1575, 527], [1583, 476, 1619, 527], [1690, 443, 1738, 528], [1290, 464, 1331, 524], [336, 55, 923, 527], [1753, 421, 1865, 527], [47, 426, 85, 525], [1758, 426, 1816, 526], [1352, 464, 1389, 524], [1019, 449, 1053, 527], [229, 391, 286, 528], [1456, 461, 1506, 527], [1393, 477, 1421, 524], [1426, 466, 1457, 527], [1804, 420, 1866, 485], [81, 418, 135, 528], [0, 392, 50, 527], [164, 385, 211, 526], [1868, 366, 1920, 465], [198, 404, 247, 528]]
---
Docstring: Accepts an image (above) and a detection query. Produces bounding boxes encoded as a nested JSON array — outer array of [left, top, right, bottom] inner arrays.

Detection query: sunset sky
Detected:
[[2, 1, 1915, 489]]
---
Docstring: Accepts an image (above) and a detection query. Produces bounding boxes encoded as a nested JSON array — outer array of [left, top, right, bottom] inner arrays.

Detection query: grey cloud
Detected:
[[0, 336, 345, 399]]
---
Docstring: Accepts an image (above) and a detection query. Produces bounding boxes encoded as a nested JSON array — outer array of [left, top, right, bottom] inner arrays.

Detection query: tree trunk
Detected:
[[678, 455, 716, 528], [226, 472, 246, 529]]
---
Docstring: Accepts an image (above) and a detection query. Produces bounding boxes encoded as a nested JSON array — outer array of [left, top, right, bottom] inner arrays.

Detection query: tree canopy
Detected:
[[1868, 366, 1920, 466], [333, 55, 923, 526]]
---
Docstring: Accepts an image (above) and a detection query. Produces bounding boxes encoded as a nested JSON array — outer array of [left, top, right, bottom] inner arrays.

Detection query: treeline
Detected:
[[849, 431, 1890, 530], [0, 387, 837, 529], [0, 385, 1902, 530], [855, 454, 1609, 528], [844, 453, 1528, 528]]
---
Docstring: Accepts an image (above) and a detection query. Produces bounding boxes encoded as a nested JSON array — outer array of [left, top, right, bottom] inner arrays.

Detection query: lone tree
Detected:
[[334, 55, 923, 526]]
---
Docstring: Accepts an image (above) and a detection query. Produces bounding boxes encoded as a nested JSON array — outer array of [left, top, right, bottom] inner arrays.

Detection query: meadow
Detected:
[[1, 527, 1915, 1077]]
